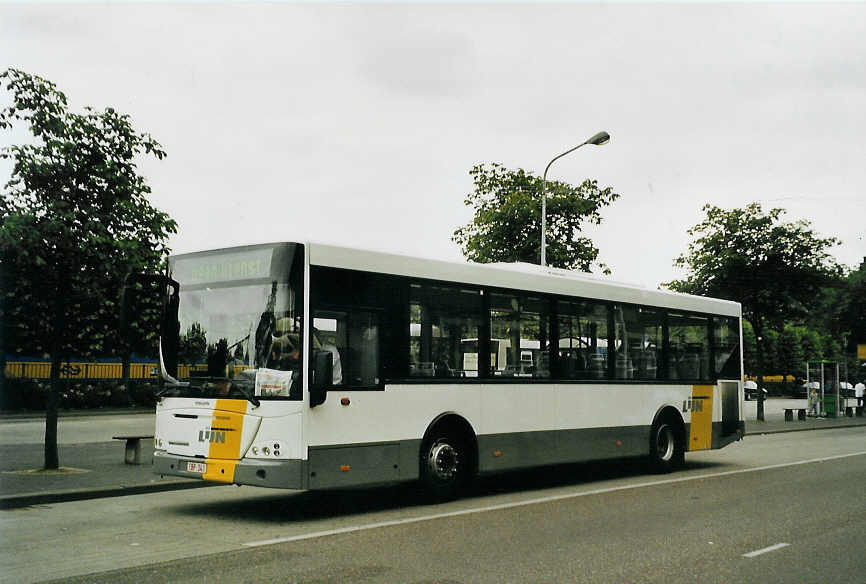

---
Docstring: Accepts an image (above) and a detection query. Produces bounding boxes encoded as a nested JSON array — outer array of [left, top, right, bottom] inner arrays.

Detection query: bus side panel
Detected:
[[554, 383, 692, 434], [479, 385, 556, 437], [308, 443, 401, 488], [687, 385, 714, 451], [477, 425, 649, 473], [304, 385, 482, 482]]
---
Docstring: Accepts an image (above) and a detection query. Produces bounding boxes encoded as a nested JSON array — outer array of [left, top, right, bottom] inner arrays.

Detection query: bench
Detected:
[[783, 408, 806, 422], [112, 435, 153, 465]]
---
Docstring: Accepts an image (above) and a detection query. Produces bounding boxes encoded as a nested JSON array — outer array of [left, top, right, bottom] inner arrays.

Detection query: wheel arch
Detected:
[[421, 412, 479, 477], [651, 405, 686, 450]]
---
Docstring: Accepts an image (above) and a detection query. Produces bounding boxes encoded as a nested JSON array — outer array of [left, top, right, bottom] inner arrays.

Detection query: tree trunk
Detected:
[[119, 273, 131, 400], [44, 353, 61, 470], [44, 264, 67, 470], [121, 354, 131, 401]]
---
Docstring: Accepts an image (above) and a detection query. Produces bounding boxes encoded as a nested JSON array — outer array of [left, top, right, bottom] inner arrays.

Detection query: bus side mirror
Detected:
[[310, 350, 332, 408], [120, 272, 180, 380]]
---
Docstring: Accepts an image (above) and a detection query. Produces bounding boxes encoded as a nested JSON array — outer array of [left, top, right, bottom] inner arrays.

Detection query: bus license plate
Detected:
[[186, 462, 206, 474]]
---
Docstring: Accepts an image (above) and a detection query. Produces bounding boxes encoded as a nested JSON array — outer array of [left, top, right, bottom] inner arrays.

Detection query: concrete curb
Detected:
[[0, 480, 214, 509], [0, 408, 153, 422], [745, 419, 866, 436]]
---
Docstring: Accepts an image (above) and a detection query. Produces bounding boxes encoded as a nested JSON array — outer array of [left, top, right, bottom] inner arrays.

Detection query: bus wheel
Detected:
[[650, 419, 684, 473], [420, 432, 466, 501]]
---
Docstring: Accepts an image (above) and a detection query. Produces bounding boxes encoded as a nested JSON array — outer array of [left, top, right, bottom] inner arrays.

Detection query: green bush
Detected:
[[0, 378, 156, 411], [0, 378, 50, 410]]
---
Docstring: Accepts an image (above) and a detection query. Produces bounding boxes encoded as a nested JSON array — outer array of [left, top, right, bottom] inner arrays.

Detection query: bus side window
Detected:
[[557, 299, 608, 380], [313, 312, 345, 386], [612, 305, 662, 381], [409, 283, 482, 380], [314, 310, 381, 388], [667, 312, 710, 381], [348, 311, 379, 386]]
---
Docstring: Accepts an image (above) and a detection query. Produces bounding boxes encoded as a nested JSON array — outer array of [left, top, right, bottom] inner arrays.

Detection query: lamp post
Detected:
[[540, 131, 610, 267]]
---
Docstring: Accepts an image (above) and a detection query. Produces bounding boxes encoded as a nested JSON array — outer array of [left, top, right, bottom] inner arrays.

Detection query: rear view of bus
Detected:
[[153, 243, 309, 487]]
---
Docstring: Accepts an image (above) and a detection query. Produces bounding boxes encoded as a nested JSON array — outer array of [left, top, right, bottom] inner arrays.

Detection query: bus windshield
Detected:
[[160, 243, 305, 401]]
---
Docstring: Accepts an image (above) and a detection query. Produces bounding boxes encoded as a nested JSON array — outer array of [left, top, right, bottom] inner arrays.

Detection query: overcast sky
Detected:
[[2, 2, 864, 288]]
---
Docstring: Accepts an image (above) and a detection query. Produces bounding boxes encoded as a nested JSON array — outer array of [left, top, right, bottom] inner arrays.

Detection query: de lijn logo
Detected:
[[682, 397, 705, 413], [198, 427, 234, 444]]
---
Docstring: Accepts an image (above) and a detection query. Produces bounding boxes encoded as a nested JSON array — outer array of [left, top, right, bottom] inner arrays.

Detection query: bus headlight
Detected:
[[248, 440, 285, 458]]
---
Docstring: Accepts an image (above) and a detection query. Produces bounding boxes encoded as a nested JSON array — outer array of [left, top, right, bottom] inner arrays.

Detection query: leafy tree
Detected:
[[666, 203, 841, 419], [0, 68, 176, 469], [798, 327, 824, 363], [759, 328, 780, 377], [777, 324, 804, 381], [801, 260, 866, 383], [822, 335, 843, 362], [827, 259, 866, 367], [842, 260, 866, 356], [453, 163, 620, 272], [178, 322, 208, 365]]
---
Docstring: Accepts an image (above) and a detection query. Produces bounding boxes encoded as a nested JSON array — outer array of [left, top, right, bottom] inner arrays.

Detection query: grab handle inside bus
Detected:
[[310, 350, 332, 407]]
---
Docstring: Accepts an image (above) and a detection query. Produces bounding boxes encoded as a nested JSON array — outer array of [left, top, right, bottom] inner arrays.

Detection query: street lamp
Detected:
[[540, 131, 610, 267]]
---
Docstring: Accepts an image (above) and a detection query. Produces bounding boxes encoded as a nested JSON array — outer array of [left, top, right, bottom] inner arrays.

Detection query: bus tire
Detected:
[[419, 430, 469, 501], [649, 417, 684, 473]]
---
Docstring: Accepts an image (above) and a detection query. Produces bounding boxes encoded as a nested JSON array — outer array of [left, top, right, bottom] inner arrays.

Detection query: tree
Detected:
[[0, 68, 176, 469], [452, 163, 620, 272], [665, 203, 841, 420], [821, 259, 866, 368], [842, 260, 866, 357], [777, 325, 805, 382], [798, 327, 824, 363], [178, 322, 208, 365]]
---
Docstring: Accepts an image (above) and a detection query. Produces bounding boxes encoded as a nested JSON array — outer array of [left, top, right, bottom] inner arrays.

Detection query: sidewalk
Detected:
[[0, 409, 210, 509], [0, 441, 210, 508], [746, 410, 866, 434], [1, 405, 865, 510]]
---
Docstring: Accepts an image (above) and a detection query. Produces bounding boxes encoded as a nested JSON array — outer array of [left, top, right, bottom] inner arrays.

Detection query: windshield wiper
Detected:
[[231, 378, 260, 408]]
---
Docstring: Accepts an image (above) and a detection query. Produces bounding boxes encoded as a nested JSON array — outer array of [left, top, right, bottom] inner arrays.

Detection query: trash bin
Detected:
[[823, 394, 837, 416]]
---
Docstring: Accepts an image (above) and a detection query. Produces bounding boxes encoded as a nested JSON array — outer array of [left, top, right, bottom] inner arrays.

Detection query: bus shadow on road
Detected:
[[167, 457, 732, 524]]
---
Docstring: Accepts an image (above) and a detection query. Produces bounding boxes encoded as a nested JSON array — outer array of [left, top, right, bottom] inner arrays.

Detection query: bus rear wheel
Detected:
[[649, 419, 684, 473], [420, 432, 468, 501]]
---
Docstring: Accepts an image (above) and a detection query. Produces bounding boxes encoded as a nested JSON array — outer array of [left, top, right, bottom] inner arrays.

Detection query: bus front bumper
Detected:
[[153, 450, 307, 490]]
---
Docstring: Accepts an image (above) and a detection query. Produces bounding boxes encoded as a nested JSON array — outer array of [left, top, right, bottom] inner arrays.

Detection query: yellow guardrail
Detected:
[[5, 361, 158, 380], [5, 361, 212, 380], [744, 374, 796, 383]]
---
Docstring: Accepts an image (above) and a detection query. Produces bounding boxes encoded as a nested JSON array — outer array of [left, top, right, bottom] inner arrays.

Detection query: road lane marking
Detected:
[[743, 543, 790, 558], [243, 450, 866, 548]]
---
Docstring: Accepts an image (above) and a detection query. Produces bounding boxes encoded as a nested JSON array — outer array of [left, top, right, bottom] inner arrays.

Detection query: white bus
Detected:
[[153, 242, 744, 499]]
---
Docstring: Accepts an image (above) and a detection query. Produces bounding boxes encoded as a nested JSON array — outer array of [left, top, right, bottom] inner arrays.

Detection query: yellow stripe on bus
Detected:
[[202, 399, 249, 483], [689, 385, 714, 451]]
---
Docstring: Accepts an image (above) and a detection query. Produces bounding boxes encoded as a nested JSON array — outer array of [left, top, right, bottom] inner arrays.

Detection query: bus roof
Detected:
[[308, 242, 741, 318], [170, 241, 740, 318]]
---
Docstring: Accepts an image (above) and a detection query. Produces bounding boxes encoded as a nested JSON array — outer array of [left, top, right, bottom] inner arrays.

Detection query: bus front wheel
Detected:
[[649, 419, 684, 473], [420, 432, 468, 501]]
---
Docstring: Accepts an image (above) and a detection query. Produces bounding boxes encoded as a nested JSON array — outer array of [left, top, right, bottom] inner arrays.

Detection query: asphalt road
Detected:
[[2, 426, 864, 584]]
